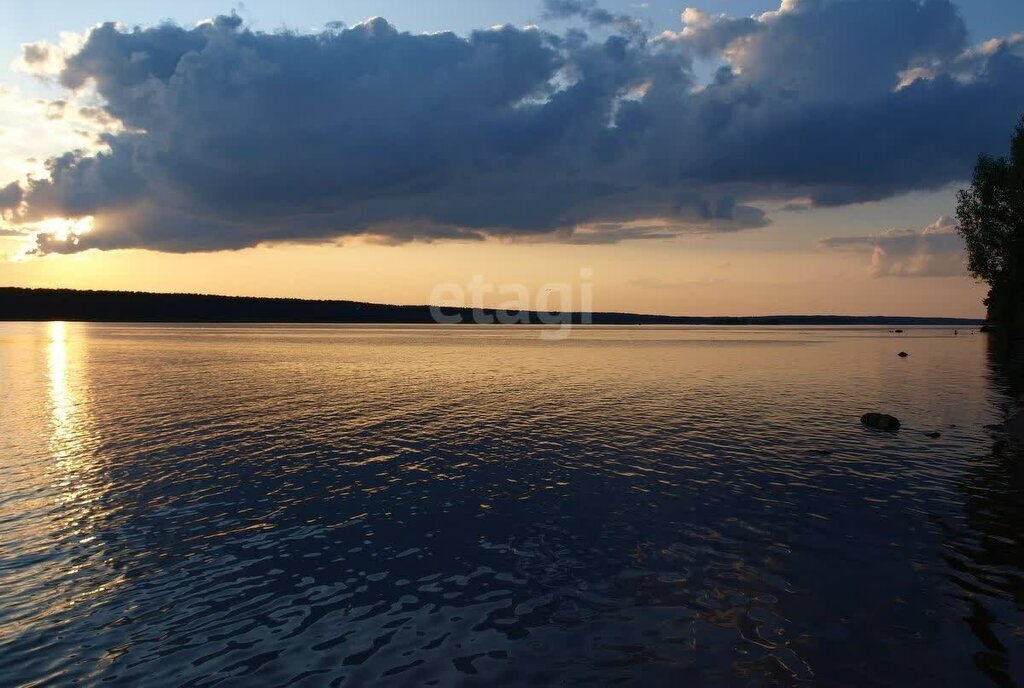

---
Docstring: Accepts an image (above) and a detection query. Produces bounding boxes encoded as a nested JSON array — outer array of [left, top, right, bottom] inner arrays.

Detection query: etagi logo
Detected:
[[428, 269, 594, 340]]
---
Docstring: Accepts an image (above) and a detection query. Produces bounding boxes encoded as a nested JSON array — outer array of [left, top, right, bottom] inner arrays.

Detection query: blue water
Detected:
[[1, 323, 1021, 686]]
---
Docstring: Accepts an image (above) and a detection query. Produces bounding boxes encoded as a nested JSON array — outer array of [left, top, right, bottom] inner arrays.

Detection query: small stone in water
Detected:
[[861, 413, 901, 433]]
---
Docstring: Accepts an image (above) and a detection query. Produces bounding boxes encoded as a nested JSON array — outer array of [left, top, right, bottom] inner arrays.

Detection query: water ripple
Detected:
[[0, 323, 1021, 686]]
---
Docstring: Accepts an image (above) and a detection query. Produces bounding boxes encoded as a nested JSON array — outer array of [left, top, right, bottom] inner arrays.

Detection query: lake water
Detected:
[[1, 322, 1022, 686]]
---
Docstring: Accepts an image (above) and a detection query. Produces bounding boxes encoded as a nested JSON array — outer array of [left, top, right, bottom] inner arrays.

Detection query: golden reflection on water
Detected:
[[43, 322, 122, 615], [46, 322, 96, 523], [49, 322, 80, 494], [48, 322, 70, 428]]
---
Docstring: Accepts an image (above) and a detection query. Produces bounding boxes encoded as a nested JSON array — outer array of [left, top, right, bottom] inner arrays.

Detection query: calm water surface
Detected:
[[1, 323, 1023, 686]]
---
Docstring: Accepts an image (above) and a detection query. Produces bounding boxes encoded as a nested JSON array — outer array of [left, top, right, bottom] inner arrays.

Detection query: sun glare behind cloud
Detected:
[[34, 216, 94, 243]]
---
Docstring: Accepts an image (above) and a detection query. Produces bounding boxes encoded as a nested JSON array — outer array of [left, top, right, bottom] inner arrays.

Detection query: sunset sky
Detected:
[[2, 0, 1023, 316]]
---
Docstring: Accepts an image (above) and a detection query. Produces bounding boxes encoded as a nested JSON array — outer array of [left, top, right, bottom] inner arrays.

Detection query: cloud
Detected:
[[899, 31, 1024, 85], [45, 99, 67, 120], [676, 0, 967, 101], [541, 0, 644, 32], [0, 85, 117, 189], [11, 32, 86, 77], [22, 43, 51, 64], [0, 181, 22, 209], [821, 215, 967, 277], [652, 0, 1019, 205], [76, 105, 118, 125], [678, 8, 760, 58], [2, 1, 1023, 254]]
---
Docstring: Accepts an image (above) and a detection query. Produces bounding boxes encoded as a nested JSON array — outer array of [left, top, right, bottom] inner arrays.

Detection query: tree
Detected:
[[957, 116, 1024, 335]]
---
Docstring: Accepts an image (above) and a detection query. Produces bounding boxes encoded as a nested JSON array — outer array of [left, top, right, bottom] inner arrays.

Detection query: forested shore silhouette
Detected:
[[0, 287, 983, 326]]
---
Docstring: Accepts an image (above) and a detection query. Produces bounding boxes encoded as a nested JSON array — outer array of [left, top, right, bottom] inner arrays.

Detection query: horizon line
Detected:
[[0, 286, 986, 324]]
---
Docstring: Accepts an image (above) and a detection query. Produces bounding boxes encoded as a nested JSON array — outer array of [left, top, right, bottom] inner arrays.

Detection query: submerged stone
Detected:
[[861, 413, 901, 433]]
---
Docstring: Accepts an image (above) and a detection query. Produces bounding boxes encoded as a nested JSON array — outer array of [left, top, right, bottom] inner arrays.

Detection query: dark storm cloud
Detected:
[[658, 0, 1022, 205], [683, 0, 967, 101], [7, 0, 1024, 253]]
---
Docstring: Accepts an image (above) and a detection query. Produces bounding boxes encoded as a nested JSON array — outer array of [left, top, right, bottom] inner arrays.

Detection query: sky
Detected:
[[1, 0, 1023, 317]]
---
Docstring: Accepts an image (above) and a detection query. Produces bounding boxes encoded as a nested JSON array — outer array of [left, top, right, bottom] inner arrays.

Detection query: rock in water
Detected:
[[898, 351, 909, 357], [924, 431, 941, 438], [861, 413, 901, 432]]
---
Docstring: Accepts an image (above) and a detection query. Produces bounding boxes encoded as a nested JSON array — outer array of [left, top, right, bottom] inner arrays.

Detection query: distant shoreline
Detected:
[[0, 287, 985, 326]]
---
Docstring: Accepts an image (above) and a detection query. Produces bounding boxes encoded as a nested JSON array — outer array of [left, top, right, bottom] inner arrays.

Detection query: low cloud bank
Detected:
[[821, 216, 967, 277]]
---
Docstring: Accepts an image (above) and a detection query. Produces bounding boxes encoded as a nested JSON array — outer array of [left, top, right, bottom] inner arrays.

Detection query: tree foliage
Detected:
[[957, 116, 1024, 333]]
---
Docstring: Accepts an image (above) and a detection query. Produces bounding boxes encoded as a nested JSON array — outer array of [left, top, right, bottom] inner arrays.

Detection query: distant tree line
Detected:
[[0, 287, 982, 326]]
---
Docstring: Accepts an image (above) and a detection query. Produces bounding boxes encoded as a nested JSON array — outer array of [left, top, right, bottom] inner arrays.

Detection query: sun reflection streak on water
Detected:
[[43, 322, 121, 616], [48, 321, 69, 428], [48, 321, 87, 505]]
